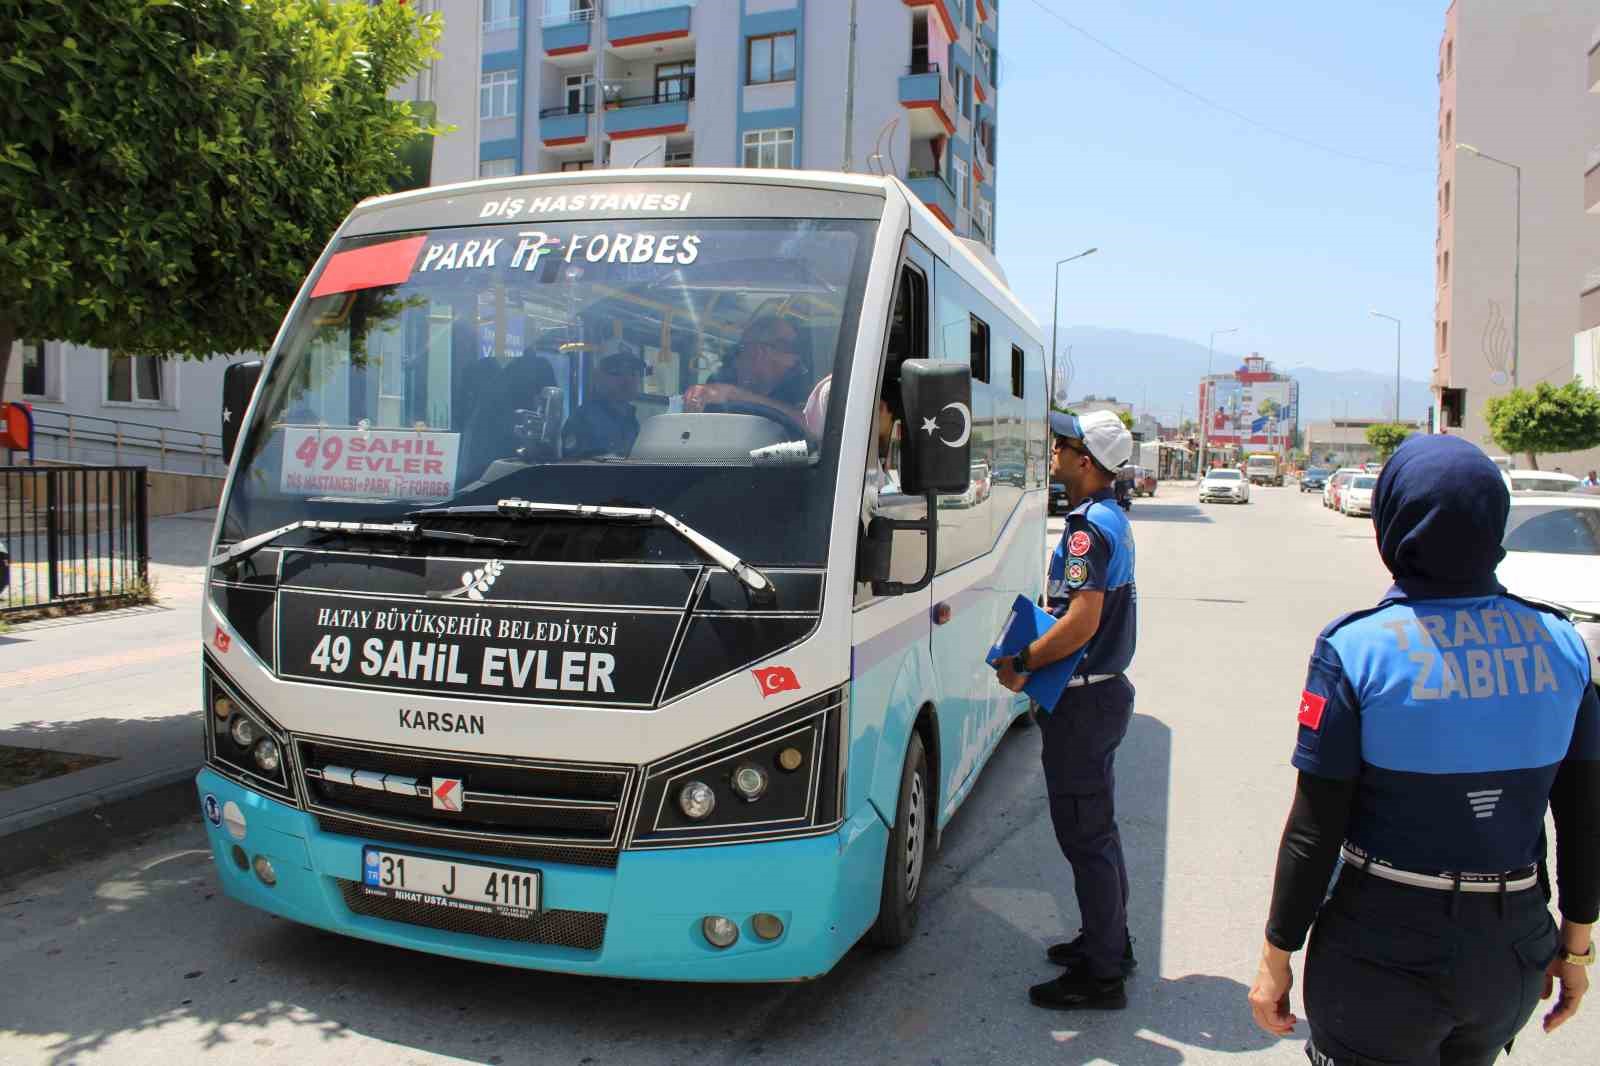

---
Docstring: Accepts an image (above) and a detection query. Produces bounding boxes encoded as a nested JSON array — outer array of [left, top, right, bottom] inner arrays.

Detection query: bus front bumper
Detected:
[[194, 768, 888, 982]]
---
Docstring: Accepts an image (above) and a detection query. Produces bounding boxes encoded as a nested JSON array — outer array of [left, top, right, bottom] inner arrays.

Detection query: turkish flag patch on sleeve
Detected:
[[1297, 690, 1328, 731]]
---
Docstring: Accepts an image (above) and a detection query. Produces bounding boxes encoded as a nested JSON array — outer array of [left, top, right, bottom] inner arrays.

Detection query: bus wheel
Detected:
[[869, 731, 929, 948]]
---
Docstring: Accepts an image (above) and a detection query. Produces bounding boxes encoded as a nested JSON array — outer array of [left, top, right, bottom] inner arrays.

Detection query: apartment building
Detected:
[[1580, 29, 1600, 383], [1432, 1, 1600, 458], [409, 0, 1001, 248]]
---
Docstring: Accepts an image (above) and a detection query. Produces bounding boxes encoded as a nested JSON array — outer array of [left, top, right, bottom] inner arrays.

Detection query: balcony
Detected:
[[542, 9, 593, 57], [1590, 36, 1600, 93], [1589, 152, 1600, 214], [906, 170, 957, 227], [903, 0, 956, 40], [1585, 275, 1600, 333], [539, 105, 594, 147], [604, 89, 692, 140], [606, 1, 692, 50], [899, 63, 956, 137]]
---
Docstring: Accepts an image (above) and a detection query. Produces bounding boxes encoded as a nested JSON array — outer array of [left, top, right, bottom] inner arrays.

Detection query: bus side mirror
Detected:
[[897, 360, 972, 496], [222, 360, 263, 464]]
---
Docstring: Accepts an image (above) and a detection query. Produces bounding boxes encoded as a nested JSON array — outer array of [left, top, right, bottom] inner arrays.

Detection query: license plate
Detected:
[[360, 847, 541, 918]]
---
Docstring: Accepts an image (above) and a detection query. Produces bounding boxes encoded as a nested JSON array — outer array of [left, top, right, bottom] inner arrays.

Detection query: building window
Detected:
[[560, 159, 594, 171], [106, 352, 165, 405], [969, 315, 990, 383], [954, 156, 969, 209], [743, 128, 795, 169], [746, 32, 796, 85], [1442, 250, 1449, 284], [1442, 179, 1450, 214], [484, 0, 519, 32], [565, 73, 595, 112], [20, 340, 48, 398], [479, 157, 517, 178], [976, 198, 993, 240], [480, 70, 518, 119], [664, 148, 693, 167], [1010, 344, 1025, 399], [976, 40, 993, 84], [1446, 40, 1453, 74], [655, 61, 694, 101]]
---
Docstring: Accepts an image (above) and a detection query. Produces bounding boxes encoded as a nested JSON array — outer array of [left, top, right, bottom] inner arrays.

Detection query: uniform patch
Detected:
[[1065, 558, 1089, 588], [1068, 531, 1092, 557], [1297, 690, 1328, 731]]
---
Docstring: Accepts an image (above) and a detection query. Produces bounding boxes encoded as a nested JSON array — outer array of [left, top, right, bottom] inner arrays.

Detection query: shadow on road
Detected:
[[1130, 504, 1215, 524]]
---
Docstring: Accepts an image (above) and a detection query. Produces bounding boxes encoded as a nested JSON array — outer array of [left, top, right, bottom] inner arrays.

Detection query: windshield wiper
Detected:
[[210, 520, 515, 569], [409, 499, 777, 604]]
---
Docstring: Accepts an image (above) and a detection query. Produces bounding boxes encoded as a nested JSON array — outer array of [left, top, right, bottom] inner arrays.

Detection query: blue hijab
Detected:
[[1372, 435, 1508, 600]]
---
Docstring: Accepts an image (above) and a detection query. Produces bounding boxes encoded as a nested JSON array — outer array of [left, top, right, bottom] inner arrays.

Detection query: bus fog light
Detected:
[[228, 715, 258, 748], [678, 781, 716, 820], [752, 913, 784, 941], [731, 764, 768, 802], [702, 915, 738, 948], [230, 845, 249, 871], [252, 738, 281, 774], [252, 855, 277, 886], [777, 747, 803, 772]]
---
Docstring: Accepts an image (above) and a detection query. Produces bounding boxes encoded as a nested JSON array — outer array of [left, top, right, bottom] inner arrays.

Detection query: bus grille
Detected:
[[295, 737, 634, 863], [339, 879, 606, 949]]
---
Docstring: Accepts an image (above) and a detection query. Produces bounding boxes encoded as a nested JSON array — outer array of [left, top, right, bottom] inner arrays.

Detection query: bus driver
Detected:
[[683, 311, 812, 428]]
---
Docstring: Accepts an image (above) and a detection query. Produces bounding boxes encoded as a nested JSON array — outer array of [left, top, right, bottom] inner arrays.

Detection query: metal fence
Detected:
[[0, 465, 149, 615], [24, 410, 224, 476]]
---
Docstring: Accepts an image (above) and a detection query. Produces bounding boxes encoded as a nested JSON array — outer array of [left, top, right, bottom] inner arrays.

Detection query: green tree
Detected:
[[1484, 382, 1600, 469], [0, 0, 444, 397], [1117, 410, 1134, 430], [1365, 423, 1413, 461]]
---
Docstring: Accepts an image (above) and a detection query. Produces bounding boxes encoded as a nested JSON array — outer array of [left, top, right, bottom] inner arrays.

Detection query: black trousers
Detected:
[[1040, 674, 1134, 980], [1303, 865, 1560, 1066]]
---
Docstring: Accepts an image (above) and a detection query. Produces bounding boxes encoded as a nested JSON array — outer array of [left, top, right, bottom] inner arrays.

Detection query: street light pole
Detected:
[[1049, 247, 1098, 411], [1200, 327, 1239, 472], [1371, 310, 1401, 422], [1458, 144, 1522, 386]]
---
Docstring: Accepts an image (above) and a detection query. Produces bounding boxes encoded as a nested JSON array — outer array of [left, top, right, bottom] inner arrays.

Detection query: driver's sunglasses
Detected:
[[1054, 437, 1088, 457], [748, 337, 799, 361]]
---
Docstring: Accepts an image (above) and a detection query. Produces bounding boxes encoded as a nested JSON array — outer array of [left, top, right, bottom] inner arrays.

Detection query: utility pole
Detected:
[[842, 0, 859, 171], [1049, 248, 1097, 411]]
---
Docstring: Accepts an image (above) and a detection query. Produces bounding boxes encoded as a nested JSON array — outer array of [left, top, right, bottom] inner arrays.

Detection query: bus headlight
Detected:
[[204, 662, 296, 805], [631, 688, 845, 846], [678, 781, 716, 820]]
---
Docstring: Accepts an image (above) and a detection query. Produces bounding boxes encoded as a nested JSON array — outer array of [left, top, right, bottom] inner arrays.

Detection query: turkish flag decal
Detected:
[[753, 666, 801, 699], [213, 626, 231, 653], [1297, 690, 1328, 731]]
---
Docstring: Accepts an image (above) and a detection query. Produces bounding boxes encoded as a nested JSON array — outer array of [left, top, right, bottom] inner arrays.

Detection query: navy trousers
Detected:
[[1303, 865, 1559, 1066], [1040, 674, 1135, 980]]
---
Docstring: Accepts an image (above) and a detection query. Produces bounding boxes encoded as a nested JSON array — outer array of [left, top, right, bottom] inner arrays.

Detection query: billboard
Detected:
[[1199, 376, 1298, 453]]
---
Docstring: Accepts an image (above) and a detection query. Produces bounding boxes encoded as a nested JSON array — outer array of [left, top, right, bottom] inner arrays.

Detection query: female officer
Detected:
[[1247, 435, 1598, 1064]]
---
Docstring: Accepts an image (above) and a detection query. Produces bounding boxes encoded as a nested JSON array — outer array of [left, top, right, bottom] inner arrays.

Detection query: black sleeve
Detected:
[[1265, 771, 1357, 952], [1550, 758, 1600, 925]]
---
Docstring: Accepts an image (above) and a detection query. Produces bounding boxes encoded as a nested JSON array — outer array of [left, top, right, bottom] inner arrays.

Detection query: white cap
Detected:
[[1050, 410, 1134, 470]]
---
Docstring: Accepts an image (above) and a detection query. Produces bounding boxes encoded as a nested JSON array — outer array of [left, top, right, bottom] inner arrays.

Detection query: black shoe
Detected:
[[1029, 971, 1128, 1011], [1046, 930, 1137, 975]]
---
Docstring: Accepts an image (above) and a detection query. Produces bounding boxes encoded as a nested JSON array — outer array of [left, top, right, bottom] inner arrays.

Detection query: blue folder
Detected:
[[987, 594, 1086, 712]]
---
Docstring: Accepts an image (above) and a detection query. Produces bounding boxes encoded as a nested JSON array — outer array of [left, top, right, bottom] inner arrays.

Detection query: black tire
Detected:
[[1011, 703, 1039, 730], [869, 731, 931, 948]]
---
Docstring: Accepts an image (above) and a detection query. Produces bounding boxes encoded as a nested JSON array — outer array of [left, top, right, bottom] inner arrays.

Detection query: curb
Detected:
[[0, 765, 200, 883]]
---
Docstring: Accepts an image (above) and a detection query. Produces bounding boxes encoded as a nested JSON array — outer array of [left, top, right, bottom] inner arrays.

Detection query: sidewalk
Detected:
[[0, 509, 215, 878]]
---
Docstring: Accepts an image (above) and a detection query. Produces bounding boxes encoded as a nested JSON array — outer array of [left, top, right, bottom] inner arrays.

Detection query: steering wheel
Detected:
[[704, 400, 811, 441]]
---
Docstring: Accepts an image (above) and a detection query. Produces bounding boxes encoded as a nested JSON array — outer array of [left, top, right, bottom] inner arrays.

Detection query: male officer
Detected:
[[563, 350, 645, 458], [1248, 435, 1599, 1064], [997, 409, 1138, 1010]]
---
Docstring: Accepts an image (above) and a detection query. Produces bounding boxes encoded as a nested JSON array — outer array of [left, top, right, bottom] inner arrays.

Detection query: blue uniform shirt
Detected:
[[1293, 592, 1600, 873], [1047, 489, 1137, 677]]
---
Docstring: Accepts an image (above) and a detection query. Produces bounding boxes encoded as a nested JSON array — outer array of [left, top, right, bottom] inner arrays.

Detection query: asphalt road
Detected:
[[4, 484, 1595, 1065]]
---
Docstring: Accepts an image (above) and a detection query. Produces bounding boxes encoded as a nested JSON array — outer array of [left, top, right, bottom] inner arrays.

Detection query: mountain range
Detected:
[[1047, 325, 1431, 429]]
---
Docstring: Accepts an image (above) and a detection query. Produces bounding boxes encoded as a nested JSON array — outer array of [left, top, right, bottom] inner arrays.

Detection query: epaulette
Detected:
[[1319, 602, 1397, 642]]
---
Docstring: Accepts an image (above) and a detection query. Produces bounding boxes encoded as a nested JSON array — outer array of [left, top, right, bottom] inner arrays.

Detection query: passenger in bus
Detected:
[[461, 354, 556, 476], [682, 311, 812, 428], [563, 350, 646, 458]]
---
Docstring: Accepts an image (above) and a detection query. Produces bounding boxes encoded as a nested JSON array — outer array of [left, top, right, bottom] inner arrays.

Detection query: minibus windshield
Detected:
[[221, 217, 875, 568]]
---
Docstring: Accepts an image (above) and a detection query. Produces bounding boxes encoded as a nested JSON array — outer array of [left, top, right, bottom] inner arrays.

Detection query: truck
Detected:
[[1246, 453, 1283, 487]]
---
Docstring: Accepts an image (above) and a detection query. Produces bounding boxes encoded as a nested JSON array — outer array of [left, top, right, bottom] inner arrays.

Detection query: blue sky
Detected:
[[992, 0, 1443, 380]]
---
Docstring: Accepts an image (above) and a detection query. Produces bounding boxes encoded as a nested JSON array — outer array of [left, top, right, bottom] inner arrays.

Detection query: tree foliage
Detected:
[[1117, 410, 1134, 430], [1484, 382, 1600, 468], [1364, 422, 1413, 460], [0, 0, 443, 396]]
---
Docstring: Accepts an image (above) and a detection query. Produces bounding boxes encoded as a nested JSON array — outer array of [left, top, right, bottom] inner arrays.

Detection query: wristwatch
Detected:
[[1560, 943, 1596, 967], [1014, 644, 1033, 673]]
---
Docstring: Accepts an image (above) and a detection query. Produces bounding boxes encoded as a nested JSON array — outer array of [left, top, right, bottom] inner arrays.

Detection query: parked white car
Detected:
[[1504, 470, 1582, 494], [1341, 474, 1378, 517], [1495, 494, 1600, 666], [1199, 468, 1250, 504], [1323, 467, 1363, 509]]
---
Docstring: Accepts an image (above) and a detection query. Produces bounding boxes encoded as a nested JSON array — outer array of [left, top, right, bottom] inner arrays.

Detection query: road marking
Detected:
[[0, 641, 195, 689]]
